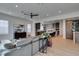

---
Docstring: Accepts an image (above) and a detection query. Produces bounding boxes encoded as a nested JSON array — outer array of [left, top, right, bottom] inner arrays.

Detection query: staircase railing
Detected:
[[5, 37, 48, 56]]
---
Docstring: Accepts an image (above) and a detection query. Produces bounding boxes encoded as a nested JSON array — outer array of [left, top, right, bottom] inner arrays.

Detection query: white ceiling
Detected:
[[0, 3, 79, 21]]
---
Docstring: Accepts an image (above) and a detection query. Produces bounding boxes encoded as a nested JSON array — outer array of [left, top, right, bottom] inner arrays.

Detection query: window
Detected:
[[0, 20, 8, 34], [27, 24, 31, 32]]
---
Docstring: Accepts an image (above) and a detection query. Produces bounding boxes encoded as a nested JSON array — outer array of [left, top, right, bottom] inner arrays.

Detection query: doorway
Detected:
[[66, 20, 73, 40]]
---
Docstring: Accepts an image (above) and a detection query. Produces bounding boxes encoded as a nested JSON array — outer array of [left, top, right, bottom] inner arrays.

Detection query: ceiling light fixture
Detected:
[[46, 14, 49, 16], [58, 10, 62, 13], [16, 5, 18, 7]]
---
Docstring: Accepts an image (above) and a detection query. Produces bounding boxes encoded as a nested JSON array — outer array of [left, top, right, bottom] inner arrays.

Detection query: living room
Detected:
[[0, 3, 79, 56]]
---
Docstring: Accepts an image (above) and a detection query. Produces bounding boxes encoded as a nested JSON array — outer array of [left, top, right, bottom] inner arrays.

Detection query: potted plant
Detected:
[[48, 35, 52, 47], [39, 32, 49, 39], [40, 32, 52, 47]]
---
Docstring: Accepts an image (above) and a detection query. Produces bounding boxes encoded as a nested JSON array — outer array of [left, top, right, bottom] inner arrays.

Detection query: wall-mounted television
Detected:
[[14, 32, 26, 39]]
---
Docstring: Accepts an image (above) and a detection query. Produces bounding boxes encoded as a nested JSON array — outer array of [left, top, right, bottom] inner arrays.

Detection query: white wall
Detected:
[[31, 22, 35, 37], [62, 20, 66, 39], [0, 13, 33, 40], [59, 20, 63, 36]]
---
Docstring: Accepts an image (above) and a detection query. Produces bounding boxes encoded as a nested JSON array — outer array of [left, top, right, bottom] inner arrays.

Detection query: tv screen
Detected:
[[14, 32, 26, 39]]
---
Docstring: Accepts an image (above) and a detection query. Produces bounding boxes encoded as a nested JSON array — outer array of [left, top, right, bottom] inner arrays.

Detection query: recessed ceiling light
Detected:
[[58, 10, 62, 13], [46, 14, 49, 16], [16, 5, 18, 7]]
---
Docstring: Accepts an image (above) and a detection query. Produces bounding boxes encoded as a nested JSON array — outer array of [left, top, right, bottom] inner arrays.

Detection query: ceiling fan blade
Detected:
[[24, 13, 29, 15], [30, 13, 39, 16], [32, 14, 39, 16], [22, 12, 39, 19]]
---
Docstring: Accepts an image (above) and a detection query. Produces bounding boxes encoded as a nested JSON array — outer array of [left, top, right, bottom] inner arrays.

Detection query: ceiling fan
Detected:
[[22, 11, 39, 19]]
